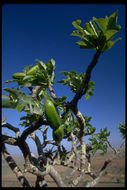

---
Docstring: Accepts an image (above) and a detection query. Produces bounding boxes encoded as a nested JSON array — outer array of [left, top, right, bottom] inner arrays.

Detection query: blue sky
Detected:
[[2, 4, 125, 155]]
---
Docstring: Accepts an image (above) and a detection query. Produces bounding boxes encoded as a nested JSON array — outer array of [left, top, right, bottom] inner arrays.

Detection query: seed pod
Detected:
[[53, 125, 64, 142], [27, 65, 39, 75], [12, 72, 26, 79], [44, 99, 61, 130]]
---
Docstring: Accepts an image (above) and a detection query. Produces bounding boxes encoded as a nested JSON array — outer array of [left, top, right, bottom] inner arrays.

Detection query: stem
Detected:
[[48, 85, 57, 100], [47, 164, 66, 187], [19, 119, 46, 142], [72, 108, 86, 172], [71, 50, 101, 106], [2, 143, 30, 187], [71, 132, 79, 170], [2, 122, 20, 138], [32, 86, 41, 99]]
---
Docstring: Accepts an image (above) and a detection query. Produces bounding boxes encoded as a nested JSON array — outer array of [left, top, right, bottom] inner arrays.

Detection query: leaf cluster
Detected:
[[62, 112, 95, 139], [2, 88, 43, 117], [89, 128, 110, 155], [118, 123, 125, 139], [2, 11, 121, 147], [71, 11, 121, 52], [54, 96, 68, 112], [58, 71, 95, 100], [20, 113, 42, 127], [4, 59, 55, 88], [59, 145, 69, 164], [2, 59, 56, 127]]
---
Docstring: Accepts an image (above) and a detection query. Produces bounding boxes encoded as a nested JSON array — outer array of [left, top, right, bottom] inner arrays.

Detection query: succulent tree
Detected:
[[2, 11, 125, 187]]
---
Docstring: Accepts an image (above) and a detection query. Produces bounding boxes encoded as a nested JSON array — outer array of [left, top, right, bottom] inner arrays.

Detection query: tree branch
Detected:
[[2, 143, 31, 187], [71, 50, 101, 107], [70, 132, 79, 170], [2, 122, 20, 138], [62, 50, 101, 119], [2, 135, 18, 145], [29, 131, 66, 187], [19, 119, 47, 142], [39, 126, 57, 148], [2, 116, 7, 124], [48, 85, 57, 100], [29, 132, 48, 187], [86, 140, 125, 187], [29, 132, 47, 165], [72, 108, 86, 172], [31, 86, 41, 99]]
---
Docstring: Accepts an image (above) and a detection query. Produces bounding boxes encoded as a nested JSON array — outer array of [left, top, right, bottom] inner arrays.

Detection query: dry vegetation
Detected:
[[2, 150, 125, 187]]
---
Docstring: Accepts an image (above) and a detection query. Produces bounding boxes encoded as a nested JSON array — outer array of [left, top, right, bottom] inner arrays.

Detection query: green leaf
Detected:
[[16, 102, 26, 112], [54, 96, 67, 106], [2, 94, 10, 100], [89, 127, 110, 155], [72, 11, 121, 52], [58, 71, 83, 93], [102, 37, 121, 52], [36, 59, 47, 71], [58, 71, 95, 99], [84, 125, 96, 136], [71, 30, 84, 38], [23, 75, 33, 80], [46, 59, 55, 85], [37, 88, 47, 101], [93, 17, 108, 32], [20, 82, 33, 88], [85, 81, 95, 100], [2, 100, 18, 109], [19, 113, 42, 127], [32, 106, 43, 115], [89, 20, 100, 37], [104, 30, 119, 41], [4, 79, 17, 83], [107, 11, 121, 31], [3, 87, 43, 115], [72, 20, 82, 31], [118, 123, 125, 139], [35, 58, 56, 86], [83, 22, 95, 35], [76, 40, 88, 46], [3, 88, 28, 101], [76, 40, 95, 49], [22, 65, 33, 74]]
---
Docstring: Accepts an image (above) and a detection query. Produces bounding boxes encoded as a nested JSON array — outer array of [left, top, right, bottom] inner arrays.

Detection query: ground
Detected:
[[2, 151, 125, 187]]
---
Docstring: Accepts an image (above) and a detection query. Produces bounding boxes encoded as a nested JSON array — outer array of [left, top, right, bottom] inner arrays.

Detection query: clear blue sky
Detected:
[[2, 4, 125, 155]]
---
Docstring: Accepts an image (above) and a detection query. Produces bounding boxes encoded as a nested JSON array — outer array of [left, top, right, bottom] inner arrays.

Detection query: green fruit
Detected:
[[27, 65, 39, 75], [44, 99, 61, 130], [53, 126, 64, 142], [12, 72, 26, 79]]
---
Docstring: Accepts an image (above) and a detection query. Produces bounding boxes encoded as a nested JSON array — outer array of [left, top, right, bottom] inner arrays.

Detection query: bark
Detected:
[[2, 116, 7, 123], [2, 135, 18, 145], [2, 122, 20, 138], [32, 85, 41, 99], [86, 153, 91, 172], [47, 164, 66, 187], [2, 144, 30, 187], [71, 133, 79, 168], [29, 131, 65, 187], [85, 140, 125, 187], [39, 126, 57, 148], [71, 50, 101, 107], [48, 85, 57, 100], [35, 176, 48, 187], [73, 108, 86, 172]]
